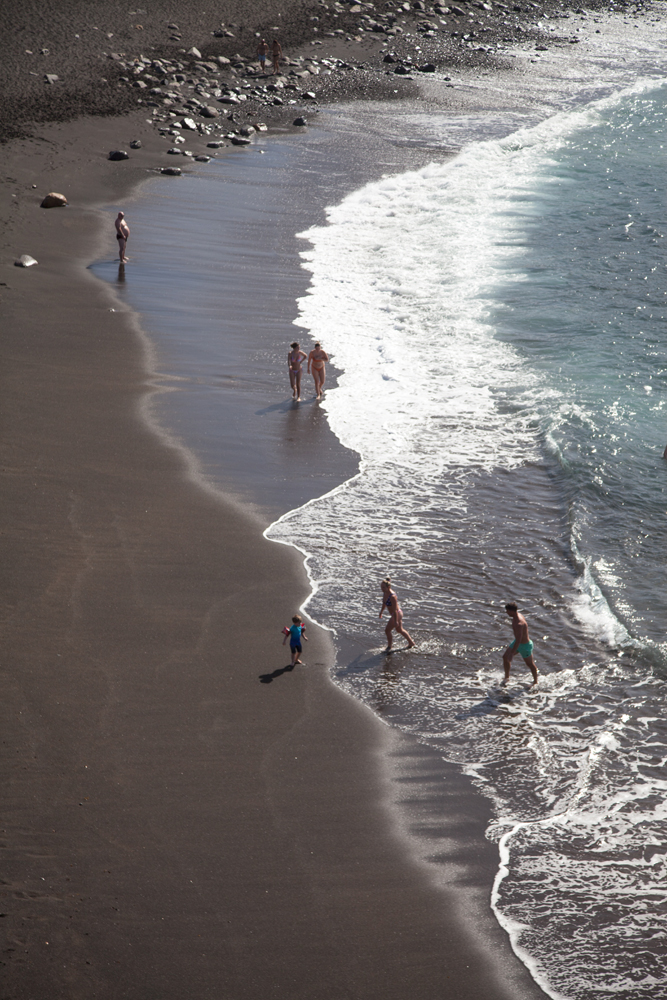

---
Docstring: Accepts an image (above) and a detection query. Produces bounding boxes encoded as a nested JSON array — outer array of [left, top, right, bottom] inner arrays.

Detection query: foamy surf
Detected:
[[266, 82, 667, 999]]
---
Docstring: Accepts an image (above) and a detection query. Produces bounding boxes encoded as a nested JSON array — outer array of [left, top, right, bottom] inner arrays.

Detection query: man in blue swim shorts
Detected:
[[503, 602, 538, 686]]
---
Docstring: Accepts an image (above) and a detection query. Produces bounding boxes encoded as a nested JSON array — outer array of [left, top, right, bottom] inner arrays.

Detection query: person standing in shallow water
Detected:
[[115, 211, 129, 263], [287, 341, 307, 401], [503, 602, 538, 685], [307, 342, 329, 400], [379, 578, 415, 652]]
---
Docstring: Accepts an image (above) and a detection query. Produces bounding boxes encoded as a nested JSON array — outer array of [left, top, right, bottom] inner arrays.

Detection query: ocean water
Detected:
[[267, 83, 667, 999]]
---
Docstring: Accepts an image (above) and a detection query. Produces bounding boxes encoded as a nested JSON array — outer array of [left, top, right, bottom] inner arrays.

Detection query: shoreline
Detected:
[[2, 5, 667, 999], [0, 108, 548, 1000]]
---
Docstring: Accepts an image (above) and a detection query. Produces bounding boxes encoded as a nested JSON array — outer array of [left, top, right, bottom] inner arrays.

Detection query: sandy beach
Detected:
[[2, 1, 665, 997]]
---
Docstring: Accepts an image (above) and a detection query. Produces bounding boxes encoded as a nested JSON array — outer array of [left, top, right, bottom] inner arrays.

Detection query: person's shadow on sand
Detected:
[[259, 664, 296, 683]]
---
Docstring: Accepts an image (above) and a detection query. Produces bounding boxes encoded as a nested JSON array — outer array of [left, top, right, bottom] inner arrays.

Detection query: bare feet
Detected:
[[407, 641, 416, 649]]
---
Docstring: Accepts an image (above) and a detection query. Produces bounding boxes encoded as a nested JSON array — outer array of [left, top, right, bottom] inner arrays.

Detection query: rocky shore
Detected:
[[1, 0, 655, 145]]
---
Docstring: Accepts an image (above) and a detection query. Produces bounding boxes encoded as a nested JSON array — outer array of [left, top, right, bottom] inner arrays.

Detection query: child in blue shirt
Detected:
[[283, 614, 307, 666]]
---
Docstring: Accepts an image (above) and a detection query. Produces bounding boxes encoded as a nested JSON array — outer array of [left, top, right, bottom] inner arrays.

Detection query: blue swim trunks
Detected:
[[508, 640, 534, 659]]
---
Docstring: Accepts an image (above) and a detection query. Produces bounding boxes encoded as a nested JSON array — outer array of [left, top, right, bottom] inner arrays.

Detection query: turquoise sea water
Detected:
[[96, 73, 667, 999], [268, 84, 667, 998]]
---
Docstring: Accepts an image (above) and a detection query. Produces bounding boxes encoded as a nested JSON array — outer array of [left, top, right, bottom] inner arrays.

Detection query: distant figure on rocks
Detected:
[[307, 342, 329, 400], [288, 341, 307, 401], [115, 211, 130, 263], [503, 602, 538, 686], [379, 577, 415, 653], [272, 38, 282, 75], [257, 38, 269, 74]]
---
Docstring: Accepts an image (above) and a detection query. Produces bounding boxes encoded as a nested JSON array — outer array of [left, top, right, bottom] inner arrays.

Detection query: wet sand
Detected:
[[0, 105, 551, 998], [5, 0, 660, 993]]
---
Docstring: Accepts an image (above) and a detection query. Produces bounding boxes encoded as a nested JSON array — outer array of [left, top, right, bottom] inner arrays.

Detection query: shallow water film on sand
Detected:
[[268, 84, 667, 998]]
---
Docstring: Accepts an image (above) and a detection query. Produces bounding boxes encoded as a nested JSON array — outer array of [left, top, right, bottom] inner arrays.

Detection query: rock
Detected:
[[302, 91, 317, 100], [293, 116, 307, 126], [15, 255, 38, 267], [212, 30, 226, 37], [167, 147, 182, 154], [535, 44, 548, 50], [200, 106, 219, 118], [129, 139, 142, 149], [207, 140, 225, 147], [133, 79, 147, 89], [168, 23, 179, 29], [44, 74, 59, 84], [161, 166, 182, 175], [255, 123, 268, 131], [180, 117, 198, 130], [230, 136, 251, 145], [394, 64, 411, 74], [239, 126, 255, 136], [450, 4, 466, 13], [272, 96, 283, 105], [218, 95, 240, 105], [187, 47, 202, 58], [194, 155, 211, 162], [217, 56, 231, 65], [418, 63, 436, 72], [383, 53, 397, 62], [40, 192, 67, 208], [108, 150, 129, 160]]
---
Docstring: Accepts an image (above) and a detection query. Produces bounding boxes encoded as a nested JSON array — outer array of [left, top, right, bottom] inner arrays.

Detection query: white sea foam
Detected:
[[267, 82, 667, 1000]]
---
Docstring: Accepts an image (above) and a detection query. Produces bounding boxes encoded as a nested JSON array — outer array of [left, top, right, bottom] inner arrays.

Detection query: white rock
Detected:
[[15, 255, 38, 267]]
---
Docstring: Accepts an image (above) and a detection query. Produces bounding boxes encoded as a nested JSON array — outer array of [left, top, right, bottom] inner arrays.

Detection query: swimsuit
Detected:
[[290, 353, 304, 372], [508, 640, 534, 658], [116, 233, 126, 241], [289, 624, 304, 650]]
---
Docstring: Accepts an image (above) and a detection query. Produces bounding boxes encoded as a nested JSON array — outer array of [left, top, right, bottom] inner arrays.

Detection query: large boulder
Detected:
[[40, 192, 67, 208]]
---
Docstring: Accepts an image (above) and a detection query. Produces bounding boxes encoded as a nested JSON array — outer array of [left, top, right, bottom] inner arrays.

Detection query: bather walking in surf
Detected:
[[379, 577, 415, 652], [307, 342, 329, 400], [287, 341, 307, 401]]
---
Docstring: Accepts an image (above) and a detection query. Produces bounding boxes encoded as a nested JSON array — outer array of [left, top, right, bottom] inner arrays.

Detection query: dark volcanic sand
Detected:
[[0, 0, 658, 997]]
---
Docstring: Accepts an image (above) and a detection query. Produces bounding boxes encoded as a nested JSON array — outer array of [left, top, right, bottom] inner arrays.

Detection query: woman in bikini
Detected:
[[379, 577, 415, 652], [287, 341, 307, 401], [307, 342, 329, 400]]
